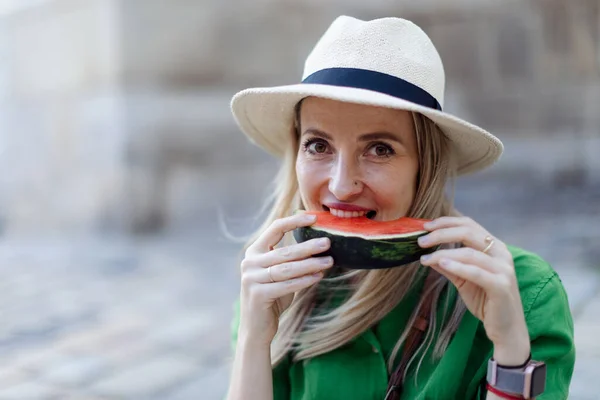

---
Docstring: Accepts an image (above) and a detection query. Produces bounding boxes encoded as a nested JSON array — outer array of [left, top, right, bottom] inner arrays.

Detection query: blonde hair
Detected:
[[240, 98, 467, 383]]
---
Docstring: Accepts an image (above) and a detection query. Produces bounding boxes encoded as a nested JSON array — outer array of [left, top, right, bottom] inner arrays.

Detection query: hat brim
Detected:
[[230, 83, 503, 176]]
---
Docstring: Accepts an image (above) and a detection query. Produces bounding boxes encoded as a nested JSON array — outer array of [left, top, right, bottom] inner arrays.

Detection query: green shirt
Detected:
[[229, 245, 575, 399]]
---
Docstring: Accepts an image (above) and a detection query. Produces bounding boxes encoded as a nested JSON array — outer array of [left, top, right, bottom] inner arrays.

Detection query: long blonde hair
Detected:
[[241, 99, 467, 382]]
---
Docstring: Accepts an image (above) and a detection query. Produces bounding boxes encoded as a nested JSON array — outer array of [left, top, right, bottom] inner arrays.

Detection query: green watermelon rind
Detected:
[[293, 224, 437, 270]]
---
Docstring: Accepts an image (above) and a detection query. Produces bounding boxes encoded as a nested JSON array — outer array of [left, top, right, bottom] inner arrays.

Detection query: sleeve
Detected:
[[229, 297, 292, 400], [473, 272, 576, 400], [523, 273, 575, 399]]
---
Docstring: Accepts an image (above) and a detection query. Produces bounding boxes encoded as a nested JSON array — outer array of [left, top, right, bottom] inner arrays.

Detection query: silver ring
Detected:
[[268, 266, 275, 283], [482, 236, 495, 254]]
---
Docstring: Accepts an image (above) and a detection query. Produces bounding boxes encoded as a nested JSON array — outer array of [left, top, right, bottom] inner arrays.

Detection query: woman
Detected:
[[225, 16, 575, 400]]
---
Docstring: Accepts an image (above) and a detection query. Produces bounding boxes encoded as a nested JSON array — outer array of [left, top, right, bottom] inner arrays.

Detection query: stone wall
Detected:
[[0, 0, 125, 235], [0, 0, 598, 235]]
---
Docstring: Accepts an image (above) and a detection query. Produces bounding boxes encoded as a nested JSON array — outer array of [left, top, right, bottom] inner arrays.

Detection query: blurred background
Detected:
[[0, 0, 598, 399]]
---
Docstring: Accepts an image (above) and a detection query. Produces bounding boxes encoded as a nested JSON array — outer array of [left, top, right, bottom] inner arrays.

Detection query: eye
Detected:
[[311, 142, 328, 153], [303, 138, 330, 155], [368, 143, 395, 157]]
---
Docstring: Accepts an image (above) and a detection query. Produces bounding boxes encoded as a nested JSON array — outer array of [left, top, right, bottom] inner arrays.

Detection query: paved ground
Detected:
[[0, 171, 597, 400]]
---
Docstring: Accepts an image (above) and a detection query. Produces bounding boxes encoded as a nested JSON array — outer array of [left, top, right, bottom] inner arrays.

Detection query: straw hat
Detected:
[[230, 15, 503, 175]]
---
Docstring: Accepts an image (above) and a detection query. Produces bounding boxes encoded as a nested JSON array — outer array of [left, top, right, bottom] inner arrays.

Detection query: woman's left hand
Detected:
[[418, 216, 531, 366]]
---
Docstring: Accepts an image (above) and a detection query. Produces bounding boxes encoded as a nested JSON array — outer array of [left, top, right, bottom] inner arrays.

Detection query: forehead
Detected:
[[298, 97, 414, 136]]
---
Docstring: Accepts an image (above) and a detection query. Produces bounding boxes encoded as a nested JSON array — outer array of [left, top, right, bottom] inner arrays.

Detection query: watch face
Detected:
[[531, 363, 547, 395]]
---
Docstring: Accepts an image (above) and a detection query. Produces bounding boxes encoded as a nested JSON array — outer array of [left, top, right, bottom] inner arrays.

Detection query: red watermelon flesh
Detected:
[[300, 211, 430, 239]]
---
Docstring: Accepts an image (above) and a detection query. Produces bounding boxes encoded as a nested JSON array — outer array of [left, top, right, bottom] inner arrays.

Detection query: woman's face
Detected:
[[296, 97, 419, 221]]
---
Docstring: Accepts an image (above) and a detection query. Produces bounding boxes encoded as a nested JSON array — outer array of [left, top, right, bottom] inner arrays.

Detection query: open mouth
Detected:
[[323, 205, 377, 220]]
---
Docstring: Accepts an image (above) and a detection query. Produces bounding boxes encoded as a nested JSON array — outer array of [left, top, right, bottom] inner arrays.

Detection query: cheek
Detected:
[[366, 161, 418, 208], [295, 157, 312, 188], [296, 158, 327, 203]]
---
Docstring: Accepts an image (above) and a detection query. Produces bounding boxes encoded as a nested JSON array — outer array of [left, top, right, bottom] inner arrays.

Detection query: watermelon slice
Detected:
[[293, 210, 437, 269]]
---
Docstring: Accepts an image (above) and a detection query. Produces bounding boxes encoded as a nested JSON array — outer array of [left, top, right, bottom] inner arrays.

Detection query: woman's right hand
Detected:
[[238, 212, 334, 347]]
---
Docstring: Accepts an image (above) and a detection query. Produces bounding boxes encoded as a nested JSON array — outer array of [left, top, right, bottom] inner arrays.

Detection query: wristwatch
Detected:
[[486, 356, 547, 399]]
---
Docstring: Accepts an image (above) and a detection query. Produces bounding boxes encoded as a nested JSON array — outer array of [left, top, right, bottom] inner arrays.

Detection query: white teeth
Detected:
[[329, 208, 367, 218]]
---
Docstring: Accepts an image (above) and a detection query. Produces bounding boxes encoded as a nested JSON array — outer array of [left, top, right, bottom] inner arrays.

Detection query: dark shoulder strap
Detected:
[[384, 270, 439, 400]]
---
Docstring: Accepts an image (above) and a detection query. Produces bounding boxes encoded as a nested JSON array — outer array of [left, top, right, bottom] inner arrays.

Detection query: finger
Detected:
[[258, 256, 334, 283], [256, 238, 330, 268], [435, 258, 497, 292], [260, 271, 325, 299], [427, 263, 462, 287], [247, 213, 317, 255], [241, 237, 330, 273], [482, 237, 513, 262], [424, 216, 477, 230], [420, 247, 506, 274], [418, 226, 489, 251], [419, 217, 512, 260]]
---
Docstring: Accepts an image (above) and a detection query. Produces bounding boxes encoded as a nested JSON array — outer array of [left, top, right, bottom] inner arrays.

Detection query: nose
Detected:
[[328, 156, 363, 201]]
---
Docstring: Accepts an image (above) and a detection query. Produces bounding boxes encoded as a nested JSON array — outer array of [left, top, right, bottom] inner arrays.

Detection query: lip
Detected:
[[324, 202, 373, 212]]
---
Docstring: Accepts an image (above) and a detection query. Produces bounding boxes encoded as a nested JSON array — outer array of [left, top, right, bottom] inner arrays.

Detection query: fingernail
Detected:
[[305, 214, 317, 222], [420, 254, 431, 262], [312, 271, 323, 278], [418, 235, 430, 245], [318, 238, 330, 249], [423, 221, 434, 229], [321, 256, 333, 266]]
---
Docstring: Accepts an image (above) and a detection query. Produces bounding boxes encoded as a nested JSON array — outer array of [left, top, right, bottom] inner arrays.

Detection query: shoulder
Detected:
[[508, 244, 556, 285], [507, 244, 570, 318]]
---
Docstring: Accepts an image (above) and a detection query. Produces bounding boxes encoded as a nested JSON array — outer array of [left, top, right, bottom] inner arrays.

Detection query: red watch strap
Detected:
[[486, 383, 524, 399]]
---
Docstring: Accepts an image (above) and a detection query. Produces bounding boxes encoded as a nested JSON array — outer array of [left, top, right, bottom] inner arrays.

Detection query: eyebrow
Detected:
[[302, 128, 405, 145]]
